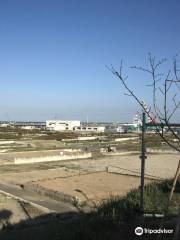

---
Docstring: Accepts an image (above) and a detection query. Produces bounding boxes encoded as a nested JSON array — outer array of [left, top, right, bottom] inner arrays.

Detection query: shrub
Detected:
[[95, 179, 180, 225]]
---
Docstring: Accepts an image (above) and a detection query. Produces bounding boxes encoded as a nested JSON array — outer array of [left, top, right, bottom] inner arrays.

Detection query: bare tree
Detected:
[[108, 54, 180, 238], [108, 53, 180, 152]]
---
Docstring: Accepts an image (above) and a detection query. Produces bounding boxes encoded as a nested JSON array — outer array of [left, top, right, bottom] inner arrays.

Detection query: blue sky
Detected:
[[0, 0, 180, 122]]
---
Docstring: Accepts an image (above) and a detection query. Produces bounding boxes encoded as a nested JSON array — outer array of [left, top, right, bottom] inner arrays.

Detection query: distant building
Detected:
[[21, 126, 36, 130], [104, 125, 127, 133], [46, 120, 107, 132], [14, 122, 45, 129], [46, 120, 80, 131], [133, 113, 142, 127], [74, 125, 105, 132], [0, 121, 45, 129]]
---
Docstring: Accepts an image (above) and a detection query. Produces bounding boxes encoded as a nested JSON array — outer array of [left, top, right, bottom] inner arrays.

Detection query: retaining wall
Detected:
[[24, 182, 74, 204], [0, 141, 15, 145], [146, 148, 178, 154], [114, 137, 139, 142]]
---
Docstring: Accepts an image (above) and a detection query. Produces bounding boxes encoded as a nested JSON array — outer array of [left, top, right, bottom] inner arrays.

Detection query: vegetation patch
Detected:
[[0, 179, 179, 239]]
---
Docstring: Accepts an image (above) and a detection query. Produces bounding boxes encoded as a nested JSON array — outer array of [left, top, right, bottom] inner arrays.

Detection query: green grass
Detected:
[[96, 179, 180, 224]]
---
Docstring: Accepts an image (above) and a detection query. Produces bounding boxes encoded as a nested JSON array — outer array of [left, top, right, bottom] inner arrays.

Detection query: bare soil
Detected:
[[34, 172, 152, 203], [0, 193, 44, 226]]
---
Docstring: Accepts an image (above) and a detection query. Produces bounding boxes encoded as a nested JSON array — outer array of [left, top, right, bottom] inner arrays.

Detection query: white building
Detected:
[[104, 125, 127, 133], [46, 120, 80, 131], [133, 113, 142, 127], [74, 125, 105, 132], [21, 126, 36, 130]]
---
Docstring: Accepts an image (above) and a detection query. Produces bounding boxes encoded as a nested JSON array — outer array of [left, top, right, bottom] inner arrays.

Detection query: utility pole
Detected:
[[140, 111, 147, 213]]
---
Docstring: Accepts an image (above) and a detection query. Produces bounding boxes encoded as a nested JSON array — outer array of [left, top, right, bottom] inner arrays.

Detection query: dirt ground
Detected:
[[0, 153, 179, 208], [0, 193, 44, 228], [60, 153, 180, 180], [35, 172, 151, 203], [0, 153, 178, 188], [0, 167, 79, 185]]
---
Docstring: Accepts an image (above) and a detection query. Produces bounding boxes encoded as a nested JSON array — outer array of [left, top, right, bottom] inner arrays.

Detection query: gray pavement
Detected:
[[0, 183, 77, 213]]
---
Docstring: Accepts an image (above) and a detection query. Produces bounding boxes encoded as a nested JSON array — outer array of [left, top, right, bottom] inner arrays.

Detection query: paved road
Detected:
[[0, 183, 77, 213]]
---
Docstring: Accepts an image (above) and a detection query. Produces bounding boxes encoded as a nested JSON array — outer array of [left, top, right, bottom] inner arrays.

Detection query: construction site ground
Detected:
[[0, 153, 178, 206], [0, 152, 179, 232]]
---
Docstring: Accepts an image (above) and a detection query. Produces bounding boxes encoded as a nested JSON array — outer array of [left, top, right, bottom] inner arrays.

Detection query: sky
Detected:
[[0, 0, 180, 122]]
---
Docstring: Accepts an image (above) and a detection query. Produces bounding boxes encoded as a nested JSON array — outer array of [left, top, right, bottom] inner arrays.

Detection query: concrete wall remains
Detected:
[[14, 152, 92, 164]]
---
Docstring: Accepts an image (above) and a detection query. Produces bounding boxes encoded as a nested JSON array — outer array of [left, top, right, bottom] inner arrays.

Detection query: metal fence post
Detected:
[[140, 111, 147, 213]]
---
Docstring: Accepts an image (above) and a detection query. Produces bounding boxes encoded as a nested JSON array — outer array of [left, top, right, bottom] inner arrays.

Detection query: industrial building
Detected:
[[104, 125, 127, 133], [74, 125, 105, 132], [46, 120, 80, 131], [46, 120, 106, 132], [0, 121, 46, 129]]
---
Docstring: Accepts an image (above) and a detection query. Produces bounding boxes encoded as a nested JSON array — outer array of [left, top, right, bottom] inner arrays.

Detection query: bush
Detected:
[[158, 179, 180, 193], [95, 179, 180, 224]]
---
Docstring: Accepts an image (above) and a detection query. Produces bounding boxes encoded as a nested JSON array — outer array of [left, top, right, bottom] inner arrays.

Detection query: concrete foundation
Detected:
[[15, 153, 92, 164]]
